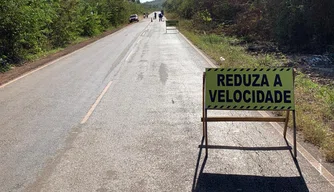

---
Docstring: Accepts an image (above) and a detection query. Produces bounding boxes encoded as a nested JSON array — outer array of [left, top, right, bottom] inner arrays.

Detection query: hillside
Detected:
[[143, 0, 166, 9]]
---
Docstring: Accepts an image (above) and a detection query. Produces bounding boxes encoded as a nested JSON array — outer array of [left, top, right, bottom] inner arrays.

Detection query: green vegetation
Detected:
[[294, 74, 334, 160], [164, 0, 334, 53], [165, 9, 334, 162], [0, 0, 144, 71]]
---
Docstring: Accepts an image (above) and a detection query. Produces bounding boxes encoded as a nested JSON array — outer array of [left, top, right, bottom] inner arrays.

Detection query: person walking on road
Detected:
[[159, 13, 163, 22]]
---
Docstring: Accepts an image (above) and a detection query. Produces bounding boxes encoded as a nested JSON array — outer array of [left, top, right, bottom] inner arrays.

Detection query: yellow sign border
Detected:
[[205, 68, 295, 110]]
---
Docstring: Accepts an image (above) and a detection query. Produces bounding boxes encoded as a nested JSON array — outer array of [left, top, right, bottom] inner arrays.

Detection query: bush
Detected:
[[0, 0, 144, 64]]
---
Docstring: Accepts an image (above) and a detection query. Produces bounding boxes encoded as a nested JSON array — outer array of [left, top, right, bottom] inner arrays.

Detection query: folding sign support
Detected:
[[166, 20, 179, 33], [201, 68, 297, 158]]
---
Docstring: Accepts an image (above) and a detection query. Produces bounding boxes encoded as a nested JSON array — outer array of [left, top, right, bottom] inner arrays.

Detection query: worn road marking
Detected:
[[141, 29, 148, 36], [81, 81, 113, 124], [125, 38, 142, 62], [125, 47, 136, 62], [258, 111, 334, 187]]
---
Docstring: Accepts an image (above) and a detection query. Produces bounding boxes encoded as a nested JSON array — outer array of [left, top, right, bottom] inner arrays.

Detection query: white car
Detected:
[[129, 14, 139, 23]]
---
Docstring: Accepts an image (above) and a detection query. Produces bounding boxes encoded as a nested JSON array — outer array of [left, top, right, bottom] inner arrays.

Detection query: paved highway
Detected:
[[1, 14, 334, 192]]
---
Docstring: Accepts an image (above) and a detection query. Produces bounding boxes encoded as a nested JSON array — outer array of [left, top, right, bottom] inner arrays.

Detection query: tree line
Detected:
[[163, 0, 334, 53], [0, 0, 143, 66]]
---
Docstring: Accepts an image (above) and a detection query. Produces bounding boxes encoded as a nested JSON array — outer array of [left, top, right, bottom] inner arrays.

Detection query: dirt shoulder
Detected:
[[0, 24, 128, 86]]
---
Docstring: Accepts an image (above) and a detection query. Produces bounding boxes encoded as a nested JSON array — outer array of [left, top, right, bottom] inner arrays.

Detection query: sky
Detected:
[[140, 0, 154, 3]]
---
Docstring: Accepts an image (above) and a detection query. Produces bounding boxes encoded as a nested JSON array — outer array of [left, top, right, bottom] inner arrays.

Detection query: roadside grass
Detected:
[[24, 25, 117, 62], [295, 74, 334, 161], [0, 25, 118, 73], [0, 40, 84, 73], [25, 36, 94, 61], [0, 56, 12, 73], [178, 20, 334, 162], [25, 47, 65, 62]]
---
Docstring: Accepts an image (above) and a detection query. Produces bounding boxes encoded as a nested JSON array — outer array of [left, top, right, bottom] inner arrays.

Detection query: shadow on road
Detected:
[[192, 139, 309, 192], [194, 173, 309, 192]]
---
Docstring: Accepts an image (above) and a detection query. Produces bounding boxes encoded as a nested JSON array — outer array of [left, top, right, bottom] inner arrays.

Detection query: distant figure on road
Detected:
[[159, 13, 163, 22], [154, 12, 157, 19]]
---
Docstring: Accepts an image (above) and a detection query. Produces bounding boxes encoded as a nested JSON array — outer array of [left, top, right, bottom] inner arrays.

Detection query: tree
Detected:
[[0, 0, 145, 68], [163, 0, 334, 52]]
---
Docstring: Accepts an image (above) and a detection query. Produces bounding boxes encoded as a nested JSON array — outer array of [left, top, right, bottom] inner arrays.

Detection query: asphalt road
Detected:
[[1, 14, 334, 192]]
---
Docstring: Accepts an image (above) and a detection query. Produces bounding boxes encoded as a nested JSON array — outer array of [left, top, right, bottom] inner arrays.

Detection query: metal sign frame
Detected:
[[201, 68, 297, 158], [166, 20, 179, 33]]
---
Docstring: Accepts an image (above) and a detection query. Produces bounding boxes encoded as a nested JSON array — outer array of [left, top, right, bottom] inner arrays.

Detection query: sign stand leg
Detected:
[[202, 72, 208, 156], [293, 110, 297, 158], [202, 73, 205, 137], [283, 110, 290, 138], [205, 108, 208, 157]]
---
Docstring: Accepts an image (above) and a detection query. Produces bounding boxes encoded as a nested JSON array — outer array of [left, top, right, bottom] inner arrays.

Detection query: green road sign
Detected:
[[205, 68, 295, 110], [166, 20, 179, 27]]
